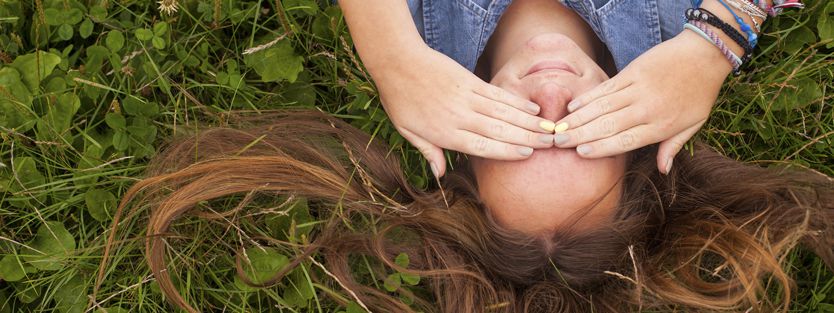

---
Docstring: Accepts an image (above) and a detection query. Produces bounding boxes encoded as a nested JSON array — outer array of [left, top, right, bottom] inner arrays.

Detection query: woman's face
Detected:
[[471, 33, 627, 236]]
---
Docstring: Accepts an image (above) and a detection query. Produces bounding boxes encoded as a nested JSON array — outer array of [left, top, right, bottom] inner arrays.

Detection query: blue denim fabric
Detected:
[[406, 0, 689, 72]]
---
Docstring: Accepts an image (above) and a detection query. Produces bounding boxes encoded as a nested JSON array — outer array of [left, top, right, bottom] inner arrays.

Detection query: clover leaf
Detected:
[[21, 221, 76, 271], [243, 40, 304, 83]]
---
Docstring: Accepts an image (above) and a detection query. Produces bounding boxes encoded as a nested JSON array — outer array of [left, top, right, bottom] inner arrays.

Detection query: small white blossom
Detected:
[[157, 0, 178, 15]]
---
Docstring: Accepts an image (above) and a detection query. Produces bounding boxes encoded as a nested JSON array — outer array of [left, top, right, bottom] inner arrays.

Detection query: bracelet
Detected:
[[684, 22, 742, 74], [726, 0, 766, 32], [685, 8, 753, 64], [716, 0, 758, 47]]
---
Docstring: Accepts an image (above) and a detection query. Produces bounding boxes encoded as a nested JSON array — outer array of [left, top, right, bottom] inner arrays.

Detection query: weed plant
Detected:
[[0, 0, 832, 312]]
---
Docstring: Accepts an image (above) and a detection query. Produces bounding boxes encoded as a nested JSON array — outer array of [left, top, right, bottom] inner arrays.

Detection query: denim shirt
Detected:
[[406, 0, 689, 72]]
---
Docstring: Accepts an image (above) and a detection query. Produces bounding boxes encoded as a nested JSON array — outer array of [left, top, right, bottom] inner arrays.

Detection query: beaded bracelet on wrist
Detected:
[[685, 8, 753, 64], [684, 22, 743, 74]]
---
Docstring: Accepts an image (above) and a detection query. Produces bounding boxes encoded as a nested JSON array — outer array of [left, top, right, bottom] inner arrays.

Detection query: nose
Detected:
[[530, 82, 573, 121]]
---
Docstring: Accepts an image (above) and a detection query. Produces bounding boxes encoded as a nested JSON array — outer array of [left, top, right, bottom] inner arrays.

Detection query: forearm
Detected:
[[338, 0, 427, 76]]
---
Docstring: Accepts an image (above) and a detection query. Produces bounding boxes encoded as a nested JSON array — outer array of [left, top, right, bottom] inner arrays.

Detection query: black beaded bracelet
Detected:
[[685, 7, 753, 65]]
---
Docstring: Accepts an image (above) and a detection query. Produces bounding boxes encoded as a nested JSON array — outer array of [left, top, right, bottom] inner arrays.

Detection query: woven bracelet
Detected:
[[686, 8, 753, 64]]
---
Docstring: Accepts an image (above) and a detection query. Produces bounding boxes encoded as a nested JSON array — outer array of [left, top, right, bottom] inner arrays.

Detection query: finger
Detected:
[[463, 114, 554, 149], [450, 130, 535, 160], [399, 127, 448, 177], [555, 95, 630, 132], [567, 78, 630, 113], [473, 83, 542, 116], [554, 103, 644, 148], [574, 125, 657, 158], [656, 120, 704, 174], [473, 95, 560, 134]]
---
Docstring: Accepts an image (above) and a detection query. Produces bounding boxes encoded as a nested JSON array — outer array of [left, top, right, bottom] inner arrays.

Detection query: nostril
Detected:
[[530, 82, 574, 120]]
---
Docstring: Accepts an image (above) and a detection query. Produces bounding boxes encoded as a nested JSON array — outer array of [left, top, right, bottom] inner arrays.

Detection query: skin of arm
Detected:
[[552, 0, 776, 174]]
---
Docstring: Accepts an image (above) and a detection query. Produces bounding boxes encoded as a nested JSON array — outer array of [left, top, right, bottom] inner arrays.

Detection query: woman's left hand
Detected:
[[552, 31, 733, 173]]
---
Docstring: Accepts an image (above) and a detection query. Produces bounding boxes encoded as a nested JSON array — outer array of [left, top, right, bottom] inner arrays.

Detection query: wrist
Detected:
[[670, 31, 734, 79]]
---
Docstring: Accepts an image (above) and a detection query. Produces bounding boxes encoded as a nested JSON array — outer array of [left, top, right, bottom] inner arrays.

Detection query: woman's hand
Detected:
[[375, 44, 557, 177], [552, 31, 732, 173]]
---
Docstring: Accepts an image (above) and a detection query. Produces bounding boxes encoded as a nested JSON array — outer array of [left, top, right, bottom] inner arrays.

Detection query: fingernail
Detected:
[[567, 99, 581, 112], [539, 135, 554, 144], [430, 162, 440, 177], [554, 133, 570, 145], [539, 121, 556, 132], [518, 147, 534, 156], [527, 102, 541, 114], [664, 157, 674, 175], [554, 122, 569, 133], [577, 145, 592, 155]]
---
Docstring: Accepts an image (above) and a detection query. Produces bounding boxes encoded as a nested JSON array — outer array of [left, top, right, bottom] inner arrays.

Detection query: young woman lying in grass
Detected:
[[99, 0, 833, 312]]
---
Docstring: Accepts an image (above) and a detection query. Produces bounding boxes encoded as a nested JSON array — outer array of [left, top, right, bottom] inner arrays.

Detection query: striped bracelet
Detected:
[[684, 21, 742, 74]]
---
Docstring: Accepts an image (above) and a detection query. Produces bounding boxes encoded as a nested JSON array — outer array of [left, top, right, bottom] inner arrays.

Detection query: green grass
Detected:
[[0, 0, 833, 312]]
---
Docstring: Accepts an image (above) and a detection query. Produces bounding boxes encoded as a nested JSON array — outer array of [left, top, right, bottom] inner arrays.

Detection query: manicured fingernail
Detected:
[[539, 135, 554, 144], [577, 145, 592, 155], [539, 121, 556, 132], [567, 99, 581, 112], [527, 102, 541, 114], [664, 157, 674, 175], [554, 122, 569, 133], [430, 162, 440, 177], [518, 147, 534, 156], [554, 133, 570, 145]]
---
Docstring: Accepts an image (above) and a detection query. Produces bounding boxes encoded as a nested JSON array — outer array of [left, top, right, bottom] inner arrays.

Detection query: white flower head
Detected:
[[158, 0, 178, 15]]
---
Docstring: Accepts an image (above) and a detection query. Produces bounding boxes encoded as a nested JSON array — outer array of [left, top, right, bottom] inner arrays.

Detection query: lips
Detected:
[[525, 60, 578, 77]]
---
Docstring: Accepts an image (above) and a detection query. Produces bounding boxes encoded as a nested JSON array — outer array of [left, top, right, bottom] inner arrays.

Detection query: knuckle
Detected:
[[489, 123, 505, 139], [618, 131, 637, 149], [601, 80, 616, 93], [492, 103, 509, 116], [597, 99, 612, 115], [472, 137, 490, 154], [600, 118, 615, 136]]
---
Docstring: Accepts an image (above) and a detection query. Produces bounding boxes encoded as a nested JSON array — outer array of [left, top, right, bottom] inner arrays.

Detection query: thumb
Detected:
[[399, 128, 448, 177], [656, 122, 703, 174]]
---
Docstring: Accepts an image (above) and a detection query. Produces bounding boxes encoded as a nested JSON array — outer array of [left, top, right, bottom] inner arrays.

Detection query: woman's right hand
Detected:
[[374, 45, 557, 177]]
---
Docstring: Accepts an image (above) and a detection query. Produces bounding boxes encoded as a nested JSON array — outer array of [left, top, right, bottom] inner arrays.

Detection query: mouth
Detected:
[[525, 60, 578, 77]]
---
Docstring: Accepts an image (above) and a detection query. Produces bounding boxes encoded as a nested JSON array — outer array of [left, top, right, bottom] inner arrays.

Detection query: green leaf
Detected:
[[13, 281, 39, 303], [236, 247, 289, 287], [153, 22, 168, 36], [44, 8, 63, 26], [96, 308, 130, 313], [106, 30, 125, 52], [104, 112, 126, 130], [135, 28, 153, 41], [383, 273, 401, 292], [283, 268, 315, 308], [215, 71, 229, 85], [818, 2, 834, 48], [85, 189, 117, 221], [90, 6, 107, 20], [53, 273, 87, 313], [64, 8, 83, 25], [345, 302, 365, 313], [112, 130, 129, 151], [79, 18, 93, 38], [21, 221, 76, 271], [151, 36, 165, 49], [284, 0, 319, 17], [85, 45, 110, 74], [401, 272, 420, 285], [37, 92, 80, 139], [0, 254, 27, 282], [0, 67, 35, 131], [122, 97, 158, 117], [243, 40, 304, 83], [9, 50, 62, 92], [394, 253, 409, 268], [58, 24, 74, 41], [773, 77, 823, 111]]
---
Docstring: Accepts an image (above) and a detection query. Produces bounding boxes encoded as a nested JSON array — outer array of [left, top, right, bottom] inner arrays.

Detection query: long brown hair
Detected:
[[97, 110, 834, 312]]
